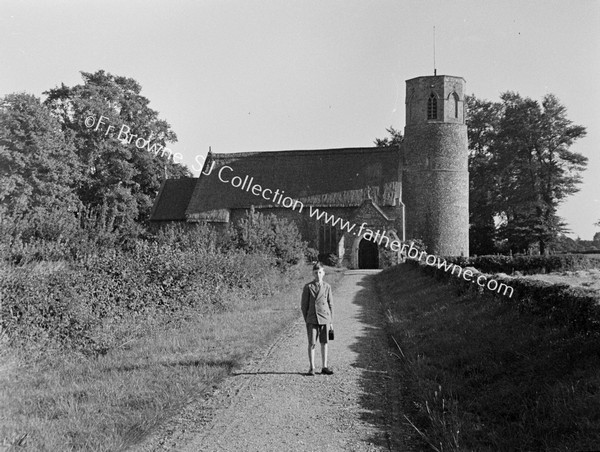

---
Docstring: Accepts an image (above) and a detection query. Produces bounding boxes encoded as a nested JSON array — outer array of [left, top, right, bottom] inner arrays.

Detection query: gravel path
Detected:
[[133, 270, 416, 452]]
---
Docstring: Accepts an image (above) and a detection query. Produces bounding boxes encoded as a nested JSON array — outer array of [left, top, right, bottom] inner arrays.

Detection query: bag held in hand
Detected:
[[328, 326, 334, 341]]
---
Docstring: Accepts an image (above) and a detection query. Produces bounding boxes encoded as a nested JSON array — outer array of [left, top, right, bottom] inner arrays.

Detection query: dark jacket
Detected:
[[301, 281, 333, 325]]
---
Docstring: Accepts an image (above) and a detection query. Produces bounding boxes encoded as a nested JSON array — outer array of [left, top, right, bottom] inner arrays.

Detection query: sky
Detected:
[[1, 0, 599, 239]]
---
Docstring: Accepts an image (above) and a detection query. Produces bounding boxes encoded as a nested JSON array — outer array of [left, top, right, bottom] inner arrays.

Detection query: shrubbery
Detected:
[[0, 203, 140, 264], [304, 247, 319, 263], [441, 253, 600, 274], [227, 207, 306, 268], [0, 208, 307, 354], [407, 259, 600, 333]]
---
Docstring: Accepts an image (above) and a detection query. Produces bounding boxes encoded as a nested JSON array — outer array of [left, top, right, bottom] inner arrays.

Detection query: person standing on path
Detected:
[[301, 262, 334, 376]]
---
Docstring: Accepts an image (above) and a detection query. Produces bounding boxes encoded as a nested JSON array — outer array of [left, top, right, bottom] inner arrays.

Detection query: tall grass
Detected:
[[375, 264, 600, 451]]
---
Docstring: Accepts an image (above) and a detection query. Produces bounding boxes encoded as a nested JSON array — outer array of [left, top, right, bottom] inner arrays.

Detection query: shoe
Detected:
[[321, 367, 334, 375], [306, 369, 315, 376]]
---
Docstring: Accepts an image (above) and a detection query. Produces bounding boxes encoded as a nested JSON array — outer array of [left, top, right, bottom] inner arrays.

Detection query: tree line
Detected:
[[0, 70, 189, 243], [376, 93, 591, 255]]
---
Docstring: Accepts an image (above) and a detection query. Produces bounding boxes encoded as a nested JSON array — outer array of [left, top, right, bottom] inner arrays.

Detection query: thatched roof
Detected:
[[149, 178, 197, 221], [185, 146, 401, 222]]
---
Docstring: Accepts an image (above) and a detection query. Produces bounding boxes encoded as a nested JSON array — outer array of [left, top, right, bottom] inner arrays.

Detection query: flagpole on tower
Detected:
[[433, 26, 437, 76]]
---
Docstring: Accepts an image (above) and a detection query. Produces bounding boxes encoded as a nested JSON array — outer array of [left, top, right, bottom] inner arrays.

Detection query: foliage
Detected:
[[0, 206, 309, 353], [373, 126, 403, 147], [0, 93, 81, 213], [442, 253, 600, 275], [43, 70, 190, 229], [304, 247, 319, 263], [2, 71, 193, 248], [0, 202, 146, 264], [465, 92, 587, 254], [466, 95, 502, 255], [229, 207, 307, 267], [409, 257, 600, 332], [152, 221, 220, 253], [548, 234, 600, 253], [318, 253, 340, 267], [0, 241, 278, 353]]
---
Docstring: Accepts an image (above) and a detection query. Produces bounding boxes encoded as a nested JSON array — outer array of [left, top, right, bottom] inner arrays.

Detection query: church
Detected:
[[150, 74, 469, 269]]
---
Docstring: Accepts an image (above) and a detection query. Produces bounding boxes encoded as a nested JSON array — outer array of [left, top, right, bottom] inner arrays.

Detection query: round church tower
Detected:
[[402, 75, 469, 256]]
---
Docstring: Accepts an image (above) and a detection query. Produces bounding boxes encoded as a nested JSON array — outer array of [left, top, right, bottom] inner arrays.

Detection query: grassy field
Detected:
[[0, 264, 344, 451], [523, 268, 600, 296], [374, 263, 600, 451]]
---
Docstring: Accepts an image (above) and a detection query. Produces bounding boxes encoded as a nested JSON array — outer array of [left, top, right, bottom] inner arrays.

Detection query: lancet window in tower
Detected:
[[427, 93, 437, 120], [452, 92, 459, 118]]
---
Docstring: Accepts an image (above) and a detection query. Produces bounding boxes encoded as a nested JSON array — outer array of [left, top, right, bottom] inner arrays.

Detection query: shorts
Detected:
[[306, 323, 329, 345]]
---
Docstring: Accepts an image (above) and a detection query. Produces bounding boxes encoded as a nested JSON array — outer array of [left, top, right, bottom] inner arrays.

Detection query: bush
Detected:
[[318, 253, 340, 267], [305, 247, 319, 263], [152, 221, 219, 253], [230, 208, 307, 268], [407, 259, 600, 333], [0, 264, 99, 350], [0, 208, 308, 353], [0, 243, 281, 353], [0, 204, 142, 264], [440, 254, 600, 275]]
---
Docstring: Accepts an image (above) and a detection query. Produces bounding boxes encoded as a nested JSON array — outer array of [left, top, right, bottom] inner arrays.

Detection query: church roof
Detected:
[[184, 146, 401, 222], [149, 177, 198, 221]]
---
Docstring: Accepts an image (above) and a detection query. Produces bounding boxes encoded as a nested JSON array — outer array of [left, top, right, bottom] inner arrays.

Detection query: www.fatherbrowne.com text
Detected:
[[204, 163, 514, 298]]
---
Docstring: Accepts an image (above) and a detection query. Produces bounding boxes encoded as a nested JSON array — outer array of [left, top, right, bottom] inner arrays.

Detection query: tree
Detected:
[[466, 95, 502, 254], [44, 70, 190, 229], [0, 93, 81, 214], [374, 126, 403, 147], [462, 93, 587, 254], [493, 92, 587, 254]]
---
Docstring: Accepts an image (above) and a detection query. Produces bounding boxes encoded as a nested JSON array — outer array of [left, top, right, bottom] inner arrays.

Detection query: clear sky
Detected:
[[1, 0, 599, 239]]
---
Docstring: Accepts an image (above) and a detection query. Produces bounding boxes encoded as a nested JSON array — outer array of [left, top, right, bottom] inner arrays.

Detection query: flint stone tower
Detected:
[[402, 75, 469, 256]]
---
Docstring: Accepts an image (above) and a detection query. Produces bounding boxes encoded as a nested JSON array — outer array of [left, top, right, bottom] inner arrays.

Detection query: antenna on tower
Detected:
[[433, 26, 437, 76]]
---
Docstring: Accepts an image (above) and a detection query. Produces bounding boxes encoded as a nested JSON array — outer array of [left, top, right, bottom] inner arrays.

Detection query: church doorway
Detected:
[[358, 239, 379, 269]]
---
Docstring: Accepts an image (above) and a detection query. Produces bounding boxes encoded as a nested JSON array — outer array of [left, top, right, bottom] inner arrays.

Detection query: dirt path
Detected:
[[133, 270, 415, 452]]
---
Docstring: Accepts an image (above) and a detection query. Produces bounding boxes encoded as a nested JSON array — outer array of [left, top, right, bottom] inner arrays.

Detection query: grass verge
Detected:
[[374, 263, 600, 451], [0, 264, 344, 451]]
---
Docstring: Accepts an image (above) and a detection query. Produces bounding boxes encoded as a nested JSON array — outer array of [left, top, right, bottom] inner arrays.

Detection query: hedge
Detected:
[[0, 246, 279, 353], [406, 259, 600, 334], [438, 254, 600, 275]]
